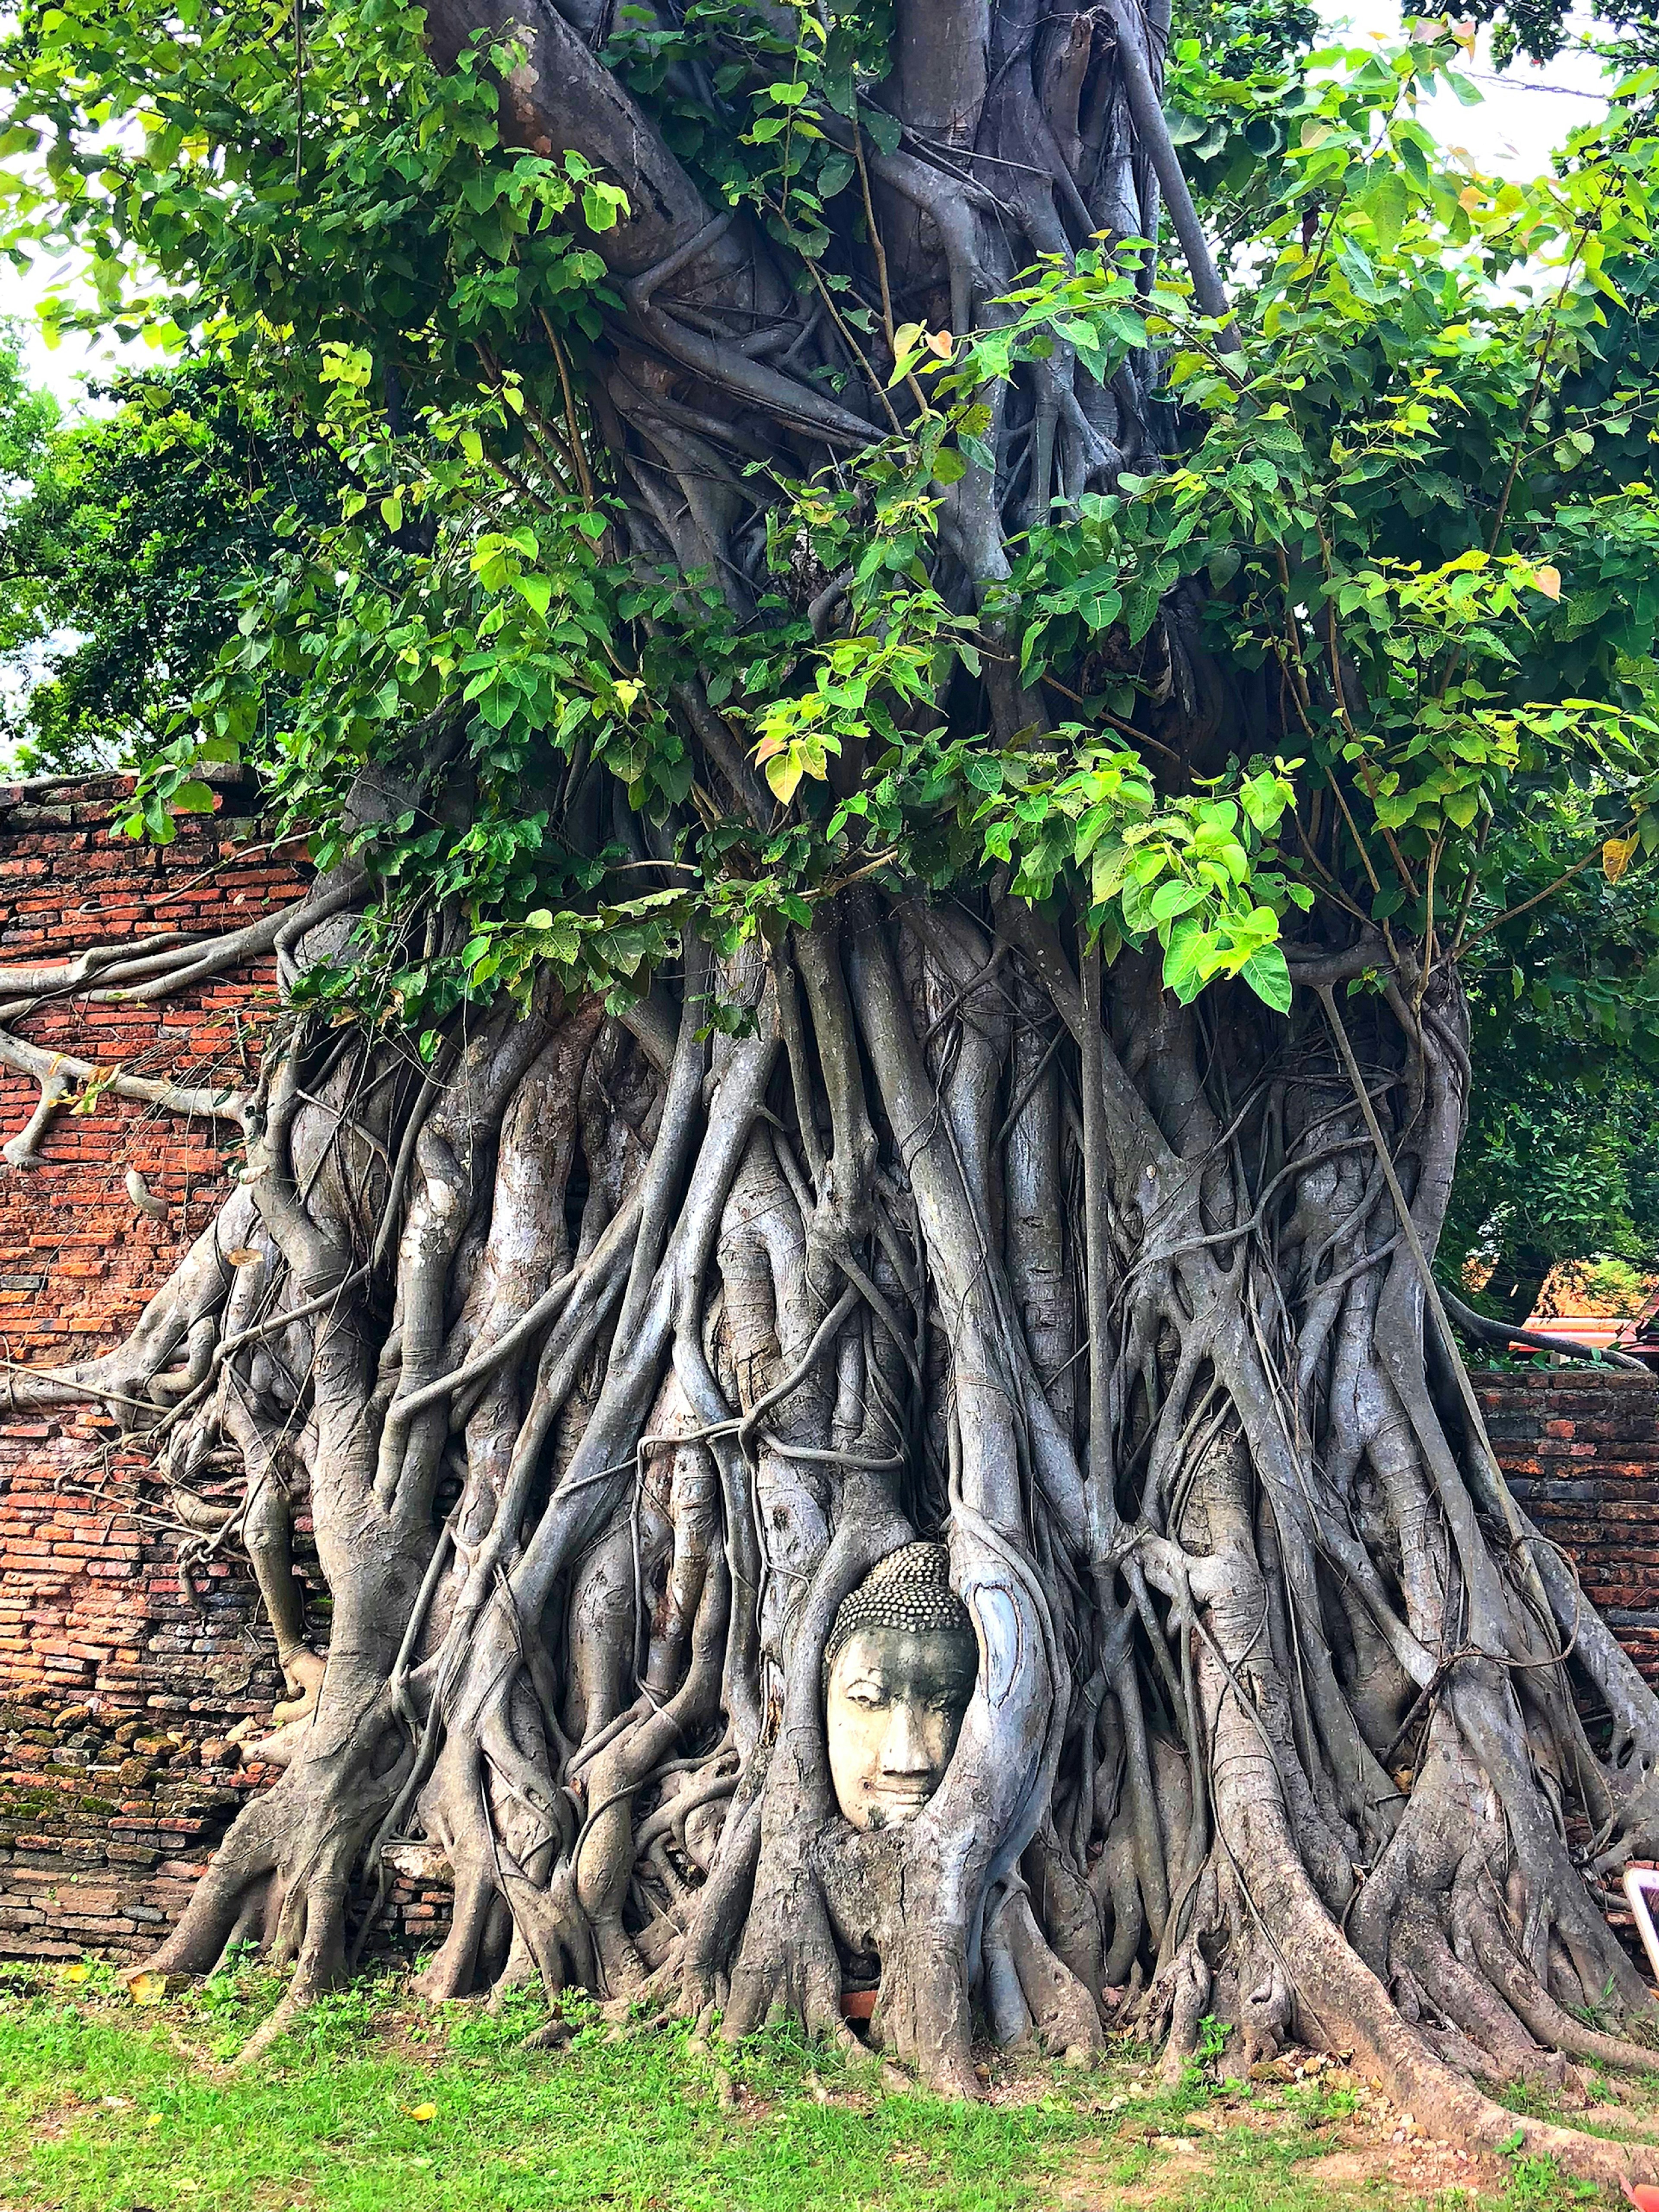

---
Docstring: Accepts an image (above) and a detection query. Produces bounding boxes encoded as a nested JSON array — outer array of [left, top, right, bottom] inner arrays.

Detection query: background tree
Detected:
[[1445, 786, 1659, 1321], [0, 355, 348, 776], [0, 319, 57, 487], [1438, 219, 1659, 1324], [5, 0, 1659, 2181]]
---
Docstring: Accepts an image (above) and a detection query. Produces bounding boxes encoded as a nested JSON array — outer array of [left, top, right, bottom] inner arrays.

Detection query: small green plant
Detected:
[[1195, 2014, 1230, 2065], [288, 1980, 382, 2053], [193, 1940, 263, 2013], [1501, 2151, 1600, 2210], [443, 1980, 552, 2054]]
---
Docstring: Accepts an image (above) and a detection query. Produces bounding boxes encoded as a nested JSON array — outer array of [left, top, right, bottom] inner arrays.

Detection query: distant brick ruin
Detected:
[[0, 774, 438, 1960]]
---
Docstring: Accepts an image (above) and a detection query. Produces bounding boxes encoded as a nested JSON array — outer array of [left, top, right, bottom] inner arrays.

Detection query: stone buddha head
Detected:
[[824, 1542, 978, 1830]]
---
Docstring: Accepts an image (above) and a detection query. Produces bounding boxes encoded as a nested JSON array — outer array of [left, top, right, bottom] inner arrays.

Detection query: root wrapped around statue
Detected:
[[9, 0, 1659, 2184]]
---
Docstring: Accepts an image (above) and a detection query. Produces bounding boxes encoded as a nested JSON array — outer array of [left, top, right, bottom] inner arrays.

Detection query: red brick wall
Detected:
[[0, 771, 314, 1958], [1477, 1368, 1659, 1681]]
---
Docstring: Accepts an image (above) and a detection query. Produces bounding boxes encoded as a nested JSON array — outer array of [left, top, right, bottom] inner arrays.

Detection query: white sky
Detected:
[[1325, 0, 1613, 170], [0, 3, 1623, 415]]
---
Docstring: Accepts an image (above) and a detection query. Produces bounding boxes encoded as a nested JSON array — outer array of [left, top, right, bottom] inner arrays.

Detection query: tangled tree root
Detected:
[[8, 878, 1659, 2191]]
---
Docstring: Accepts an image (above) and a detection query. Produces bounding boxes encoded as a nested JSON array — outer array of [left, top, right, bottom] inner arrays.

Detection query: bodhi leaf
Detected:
[[1241, 945, 1293, 1014], [1604, 833, 1639, 882]]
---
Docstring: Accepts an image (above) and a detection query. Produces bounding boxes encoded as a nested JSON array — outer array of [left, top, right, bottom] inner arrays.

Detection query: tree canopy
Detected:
[[4, 9, 1658, 1030]]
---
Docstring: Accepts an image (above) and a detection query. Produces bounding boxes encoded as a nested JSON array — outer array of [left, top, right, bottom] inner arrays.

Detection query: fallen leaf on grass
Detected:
[[405, 2103, 438, 2123], [128, 1972, 169, 2006]]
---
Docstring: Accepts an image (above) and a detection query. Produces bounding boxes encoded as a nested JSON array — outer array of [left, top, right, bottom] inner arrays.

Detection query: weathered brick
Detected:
[[0, 775, 323, 1964]]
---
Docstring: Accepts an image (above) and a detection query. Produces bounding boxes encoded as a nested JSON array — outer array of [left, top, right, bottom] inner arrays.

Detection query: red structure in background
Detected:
[[0, 770, 307, 1955], [1511, 1290, 1659, 1370]]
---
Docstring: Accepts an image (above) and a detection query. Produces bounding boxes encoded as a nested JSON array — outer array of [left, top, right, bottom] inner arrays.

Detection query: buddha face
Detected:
[[826, 1622, 978, 1830]]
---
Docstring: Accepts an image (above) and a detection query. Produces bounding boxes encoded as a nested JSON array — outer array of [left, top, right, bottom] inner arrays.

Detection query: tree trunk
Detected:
[[1484, 1243, 1553, 1326], [8, 0, 1659, 2184]]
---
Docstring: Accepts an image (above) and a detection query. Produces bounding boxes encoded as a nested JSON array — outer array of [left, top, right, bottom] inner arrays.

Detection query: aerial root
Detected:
[[227, 1990, 308, 2073], [28, 900, 1659, 2182], [1154, 1939, 1212, 2089], [1, 1055, 74, 1168], [0, 877, 369, 1168]]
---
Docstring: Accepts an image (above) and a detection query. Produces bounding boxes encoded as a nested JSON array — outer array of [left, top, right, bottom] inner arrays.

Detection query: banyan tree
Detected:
[[6, 0, 1659, 2177]]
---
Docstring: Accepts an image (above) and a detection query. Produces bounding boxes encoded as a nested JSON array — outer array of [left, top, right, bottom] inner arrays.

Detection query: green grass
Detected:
[[0, 1958, 1626, 2212]]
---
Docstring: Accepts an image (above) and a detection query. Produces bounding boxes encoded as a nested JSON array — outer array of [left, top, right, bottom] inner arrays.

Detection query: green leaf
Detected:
[[1163, 919, 1211, 1002], [1240, 771, 1290, 833], [1091, 838, 1132, 905], [1361, 170, 1410, 253], [816, 152, 855, 199], [862, 105, 901, 155], [1241, 945, 1292, 1014], [1150, 878, 1205, 922]]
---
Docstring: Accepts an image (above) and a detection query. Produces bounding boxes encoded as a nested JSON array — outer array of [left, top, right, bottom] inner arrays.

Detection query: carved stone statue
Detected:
[[824, 1542, 978, 1830]]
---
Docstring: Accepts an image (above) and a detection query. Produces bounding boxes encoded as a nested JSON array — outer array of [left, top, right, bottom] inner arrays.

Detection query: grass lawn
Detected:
[[0, 1956, 1646, 2212]]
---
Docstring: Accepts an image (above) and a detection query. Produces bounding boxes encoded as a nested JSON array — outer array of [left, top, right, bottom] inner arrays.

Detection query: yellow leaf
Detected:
[[70, 1063, 123, 1115], [145, 2114, 163, 2129], [225, 1248, 261, 1268], [1604, 833, 1639, 883], [406, 2103, 438, 2123], [1458, 185, 1482, 212], [64, 1964, 89, 1983], [925, 329, 954, 359], [764, 748, 805, 805], [1532, 564, 1561, 600], [127, 1971, 168, 2006]]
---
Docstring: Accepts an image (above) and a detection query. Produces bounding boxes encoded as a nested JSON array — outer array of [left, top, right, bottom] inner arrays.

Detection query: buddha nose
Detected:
[[881, 1697, 933, 1775]]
